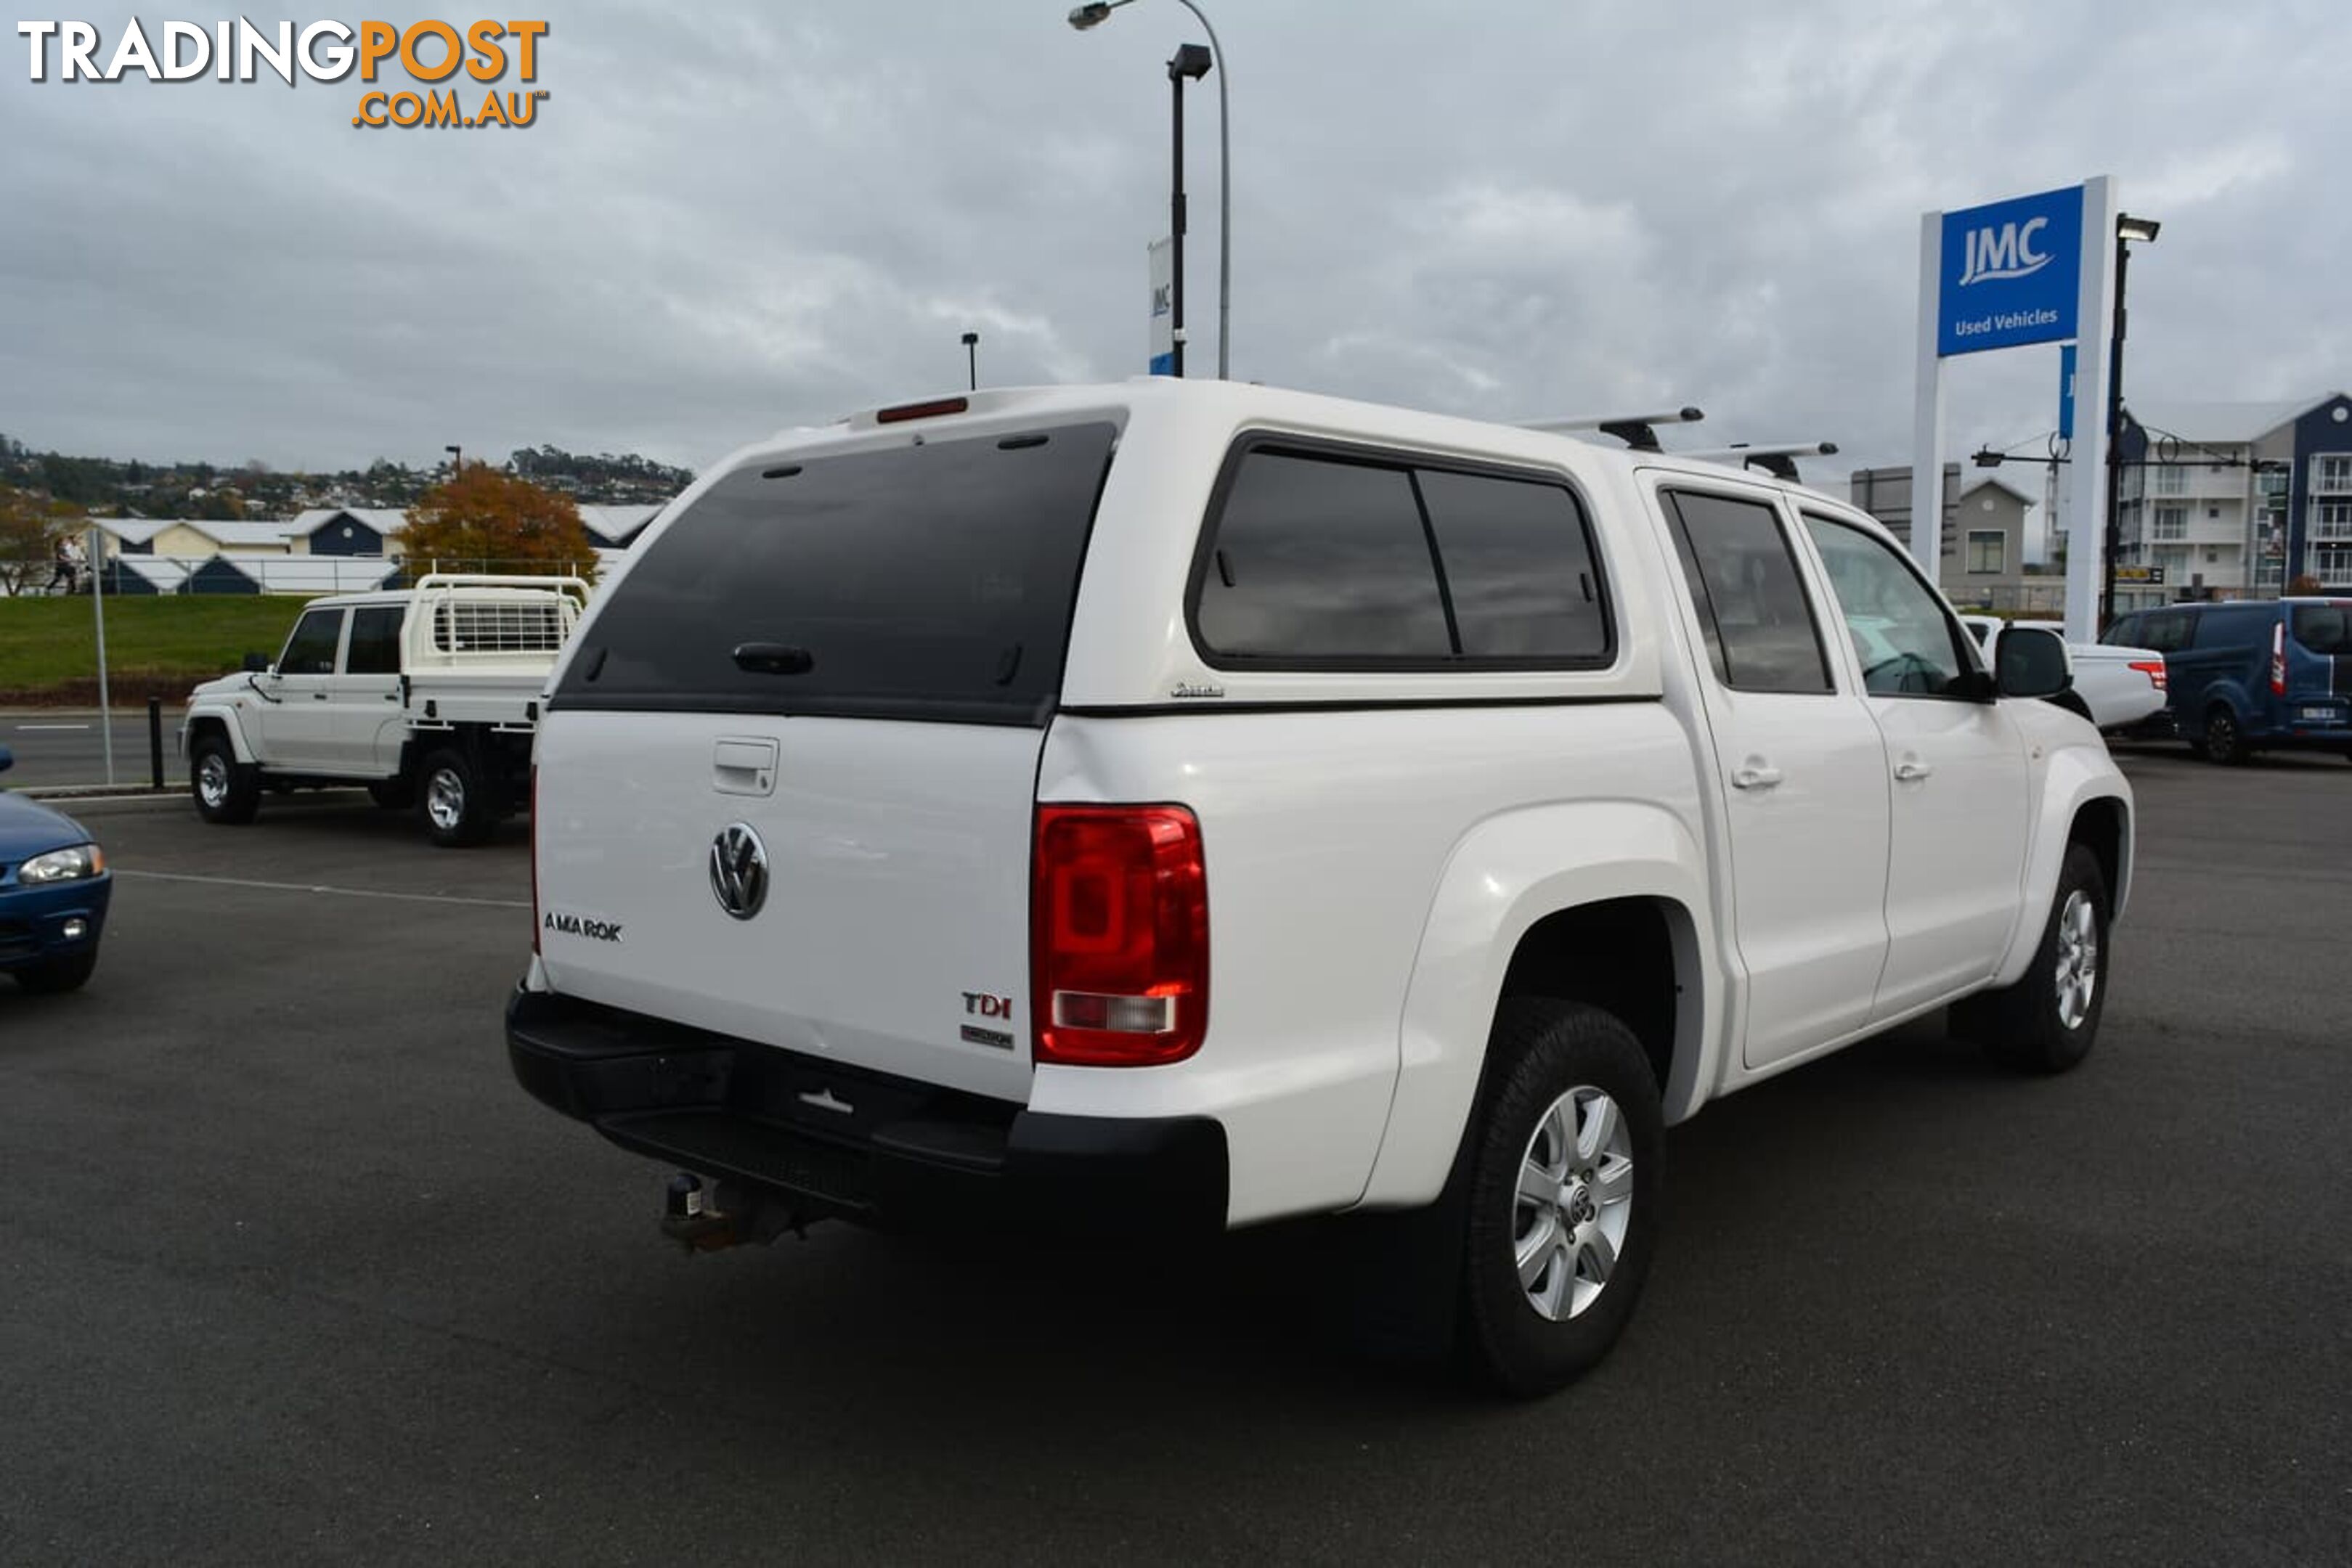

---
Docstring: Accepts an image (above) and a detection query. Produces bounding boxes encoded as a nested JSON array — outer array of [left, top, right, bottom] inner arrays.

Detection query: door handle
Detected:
[[1730, 761, 1783, 791], [1894, 758, 1933, 782], [313, 691, 330, 701]]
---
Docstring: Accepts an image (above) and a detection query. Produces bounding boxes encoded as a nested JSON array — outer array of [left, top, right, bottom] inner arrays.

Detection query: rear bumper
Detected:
[[506, 988, 1228, 1237]]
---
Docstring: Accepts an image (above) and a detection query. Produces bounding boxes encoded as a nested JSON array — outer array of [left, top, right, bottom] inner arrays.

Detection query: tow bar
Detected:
[[660, 1172, 808, 1252]]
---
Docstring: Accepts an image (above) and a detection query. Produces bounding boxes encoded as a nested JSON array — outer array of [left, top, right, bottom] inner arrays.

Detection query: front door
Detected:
[[256, 606, 345, 769], [1798, 513, 2031, 1018], [1654, 484, 1892, 1070]]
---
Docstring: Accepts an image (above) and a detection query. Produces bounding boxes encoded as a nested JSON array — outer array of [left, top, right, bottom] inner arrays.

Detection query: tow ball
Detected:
[[660, 1172, 805, 1252]]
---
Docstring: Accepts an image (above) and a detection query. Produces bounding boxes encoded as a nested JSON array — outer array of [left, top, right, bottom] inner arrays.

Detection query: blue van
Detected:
[[2103, 599, 2352, 764]]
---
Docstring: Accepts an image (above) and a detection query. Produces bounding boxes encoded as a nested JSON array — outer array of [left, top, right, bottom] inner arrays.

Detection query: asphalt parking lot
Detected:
[[4, 751, 2348, 1565]]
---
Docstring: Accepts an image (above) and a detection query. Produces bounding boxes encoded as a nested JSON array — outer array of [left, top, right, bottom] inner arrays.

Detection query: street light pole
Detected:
[[961, 330, 980, 391], [2101, 213, 2160, 626], [1070, 0, 1231, 379]]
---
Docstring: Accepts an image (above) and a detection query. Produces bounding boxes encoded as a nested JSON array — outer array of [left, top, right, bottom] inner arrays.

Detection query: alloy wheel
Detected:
[[1512, 1085, 1635, 1322]]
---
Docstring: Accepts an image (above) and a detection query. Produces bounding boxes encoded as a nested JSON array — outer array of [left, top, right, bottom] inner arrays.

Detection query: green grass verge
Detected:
[[0, 595, 312, 702]]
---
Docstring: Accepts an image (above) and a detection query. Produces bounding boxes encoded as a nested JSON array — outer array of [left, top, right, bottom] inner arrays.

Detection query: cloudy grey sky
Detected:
[[1, 0, 2343, 482]]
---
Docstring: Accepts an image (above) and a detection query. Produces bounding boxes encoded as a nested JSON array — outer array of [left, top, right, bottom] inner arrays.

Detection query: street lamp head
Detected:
[[1169, 41, 1212, 79], [1067, 3, 1113, 30], [1973, 447, 2005, 468], [2117, 213, 2161, 245], [961, 331, 980, 347]]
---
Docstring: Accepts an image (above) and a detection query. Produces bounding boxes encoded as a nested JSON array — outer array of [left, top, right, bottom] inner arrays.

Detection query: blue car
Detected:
[[0, 745, 112, 992]]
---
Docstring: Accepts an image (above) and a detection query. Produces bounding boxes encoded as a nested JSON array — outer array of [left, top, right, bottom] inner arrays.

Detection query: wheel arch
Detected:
[[1993, 757, 2134, 988], [184, 708, 256, 765], [1356, 800, 1721, 1210]]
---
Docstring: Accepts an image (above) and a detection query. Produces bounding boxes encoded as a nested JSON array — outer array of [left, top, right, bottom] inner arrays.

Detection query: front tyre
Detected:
[[1457, 1000, 1663, 1397], [418, 746, 494, 848], [189, 732, 259, 825], [1952, 842, 2110, 1074]]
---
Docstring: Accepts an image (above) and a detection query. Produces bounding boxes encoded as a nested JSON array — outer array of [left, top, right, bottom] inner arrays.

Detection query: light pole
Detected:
[[445, 444, 463, 475], [1163, 42, 1212, 377], [961, 330, 980, 391], [2101, 213, 2160, 626], [1070, 0, 1231, 380]]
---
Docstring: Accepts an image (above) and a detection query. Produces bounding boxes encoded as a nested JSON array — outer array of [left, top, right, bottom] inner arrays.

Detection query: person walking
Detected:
[[46, 533, 81, 594]]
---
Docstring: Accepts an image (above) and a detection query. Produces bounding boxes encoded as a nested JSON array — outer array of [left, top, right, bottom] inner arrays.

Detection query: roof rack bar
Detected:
[[1678, 441, 1839, 482], [1516, 406, 1705, 452]]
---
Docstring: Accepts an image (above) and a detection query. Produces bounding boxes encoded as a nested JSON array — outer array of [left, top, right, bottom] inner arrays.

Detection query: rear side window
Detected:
[[1191, 441, 1611, 666], [345, 605, 404, 674], [1195, 452, 1451, 659], [556, 422, 1117, 724], [279, 608, 343, 675], [2192, 605, 2271, 650], [2290, 604, 2352, 654], [1661, 491, 1831, 693]]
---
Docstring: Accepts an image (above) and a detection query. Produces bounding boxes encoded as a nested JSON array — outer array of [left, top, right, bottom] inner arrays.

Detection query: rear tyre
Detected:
[[1952, 843, 2109, 1075], [418, 747, 494, 848], [189, 732, 259, 825], [2202, 705, 2247, 765], [1454, 1000, 1663, 1397], [15, 947, 99, 993]]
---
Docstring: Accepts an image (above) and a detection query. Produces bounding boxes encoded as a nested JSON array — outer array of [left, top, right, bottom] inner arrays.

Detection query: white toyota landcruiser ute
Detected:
[[181, 573, 590, 846], [509, 380, 2132, 1395]]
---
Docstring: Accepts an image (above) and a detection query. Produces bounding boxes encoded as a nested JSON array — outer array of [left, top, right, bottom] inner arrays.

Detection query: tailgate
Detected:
[[534, 712, 1041, 1101], [530, 415, 1123, 1104]]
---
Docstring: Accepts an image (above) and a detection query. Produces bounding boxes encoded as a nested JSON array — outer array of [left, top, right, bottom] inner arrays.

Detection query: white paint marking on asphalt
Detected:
[[112, 868, 529, 910], [13, 723, 93, 731]]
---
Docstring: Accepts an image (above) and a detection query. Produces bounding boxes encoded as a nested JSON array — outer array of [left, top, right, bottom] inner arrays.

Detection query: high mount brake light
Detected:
[[875, 396, 969, 425], [1031, 804, 1208, 1067]]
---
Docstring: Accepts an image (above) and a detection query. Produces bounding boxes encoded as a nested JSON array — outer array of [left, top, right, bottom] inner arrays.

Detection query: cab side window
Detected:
[[278, 609, 345, 676], [1799, 515, 1974, 698]]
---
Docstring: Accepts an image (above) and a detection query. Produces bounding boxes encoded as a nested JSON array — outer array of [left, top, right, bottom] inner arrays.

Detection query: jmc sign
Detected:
[[1916, 178, 2117, 641]]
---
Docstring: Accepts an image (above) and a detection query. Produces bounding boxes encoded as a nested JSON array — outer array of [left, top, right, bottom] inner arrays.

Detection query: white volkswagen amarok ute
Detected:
[[508, 378, 2132, 1395]]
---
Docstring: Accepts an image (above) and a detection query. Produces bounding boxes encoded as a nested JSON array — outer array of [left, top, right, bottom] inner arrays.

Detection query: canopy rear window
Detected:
[[554, 422, 1118, 724]]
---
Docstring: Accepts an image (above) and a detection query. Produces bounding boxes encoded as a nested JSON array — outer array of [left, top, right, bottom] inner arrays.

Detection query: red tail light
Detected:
[[529, 764, 542, 955], [2271, 622, 2287, 695], [2128, 658, 2168, 693], [1031, 804, 1208, 1066]]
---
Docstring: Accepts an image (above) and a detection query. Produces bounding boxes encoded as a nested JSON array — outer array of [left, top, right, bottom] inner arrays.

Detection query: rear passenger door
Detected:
[[331, 604, 407, 772], [1653, 484, 1892, 1071], [1798, 513, 2030, 1018]]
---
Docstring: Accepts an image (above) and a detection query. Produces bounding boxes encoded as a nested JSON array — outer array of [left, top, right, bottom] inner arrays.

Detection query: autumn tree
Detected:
[[401, 464, 599, 582]]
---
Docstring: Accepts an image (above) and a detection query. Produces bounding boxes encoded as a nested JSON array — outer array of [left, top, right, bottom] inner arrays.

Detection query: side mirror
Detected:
[[0, 744, 13, 775], [242, 652, 269, 672], [1995, 624, 2072, 700]]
